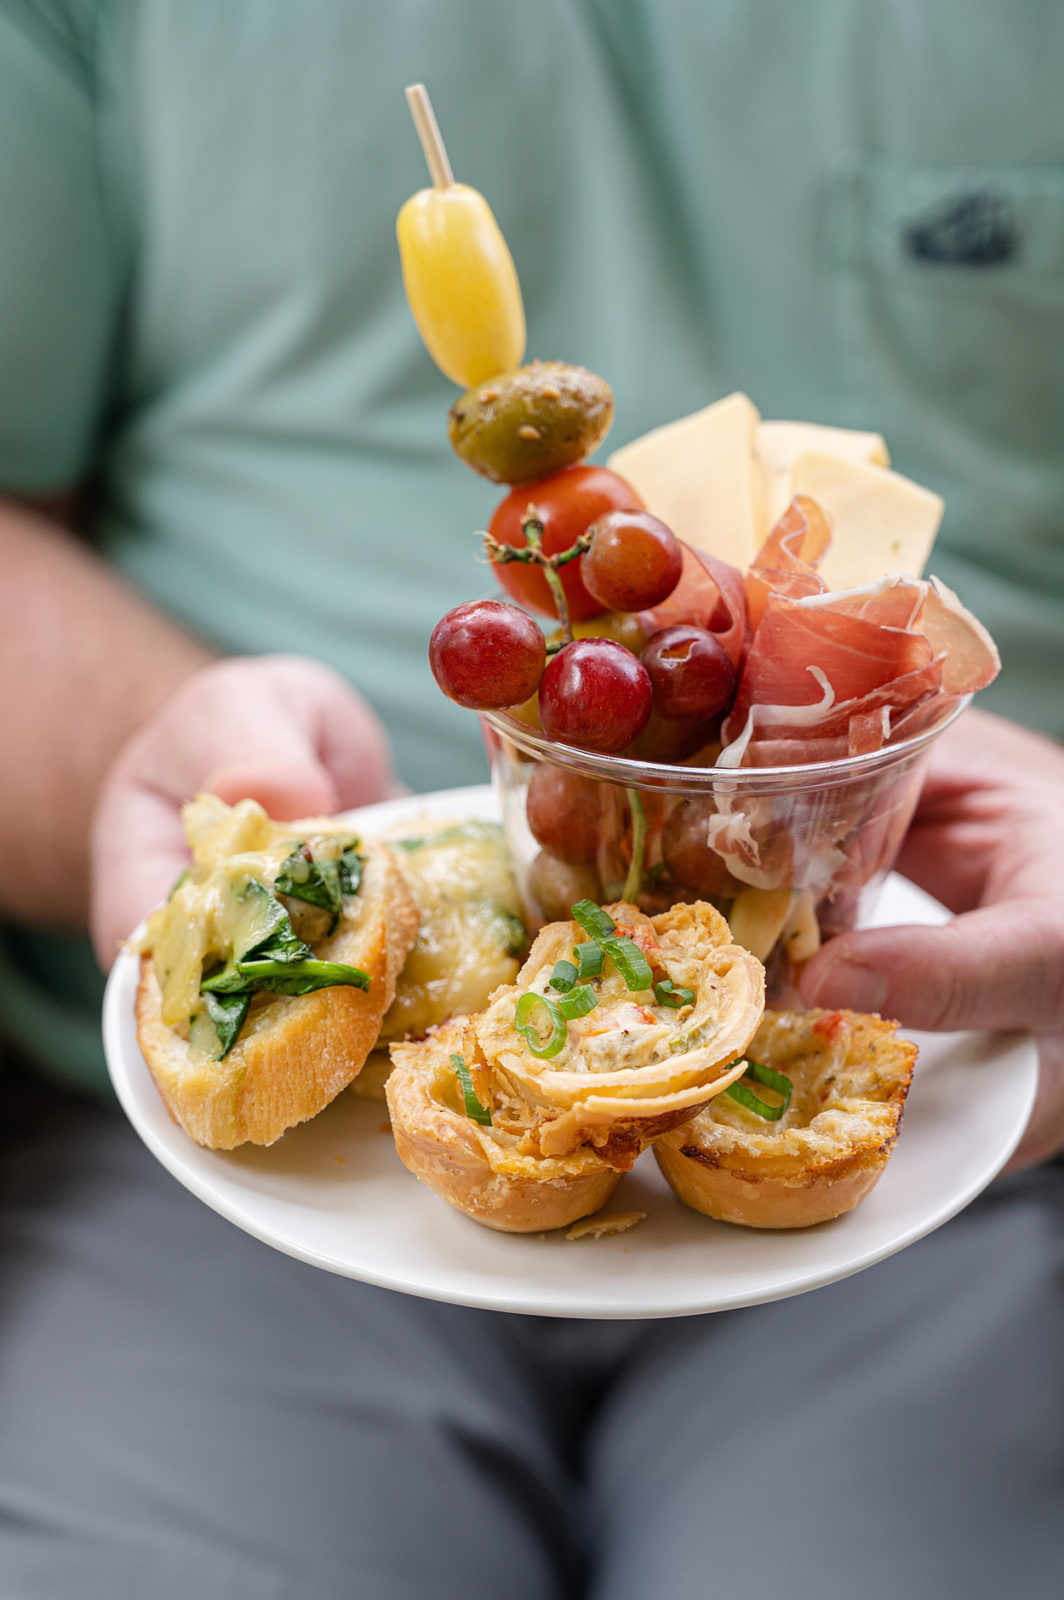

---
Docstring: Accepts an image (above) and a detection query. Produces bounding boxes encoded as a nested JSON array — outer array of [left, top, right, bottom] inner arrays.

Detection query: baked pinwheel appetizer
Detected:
[[386, 1019, 622, 1233], [465, 898, 765, 1170], [655, 1008, 917, 1228]]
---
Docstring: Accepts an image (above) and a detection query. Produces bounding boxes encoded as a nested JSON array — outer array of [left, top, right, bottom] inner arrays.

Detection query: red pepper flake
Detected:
[[614, 922, 667, 984]]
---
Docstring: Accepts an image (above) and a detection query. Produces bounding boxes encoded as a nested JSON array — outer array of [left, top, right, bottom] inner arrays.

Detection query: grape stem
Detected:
[[622, 789, 647, 904], [483, 512, 594, 646]]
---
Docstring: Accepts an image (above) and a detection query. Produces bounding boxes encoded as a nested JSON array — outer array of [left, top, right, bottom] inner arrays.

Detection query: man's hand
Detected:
[[90, 655, 399, 966], [800, 708, 1064, 1169]]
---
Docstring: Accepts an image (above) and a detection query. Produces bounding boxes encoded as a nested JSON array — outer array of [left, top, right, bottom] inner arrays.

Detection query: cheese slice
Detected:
[[607, 392, 764, 571], [790, 452, 944, 592], [758, 420, 889, 532], [728, 886, 795, 964], [608, 396, 941, 590]]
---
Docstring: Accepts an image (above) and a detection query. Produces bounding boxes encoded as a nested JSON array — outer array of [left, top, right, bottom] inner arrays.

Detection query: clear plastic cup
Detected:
[[482, 696, 969, 1004]]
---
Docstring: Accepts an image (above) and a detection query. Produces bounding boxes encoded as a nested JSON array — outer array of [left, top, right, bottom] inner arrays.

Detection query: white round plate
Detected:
[[104, 785, 1038, 1320]]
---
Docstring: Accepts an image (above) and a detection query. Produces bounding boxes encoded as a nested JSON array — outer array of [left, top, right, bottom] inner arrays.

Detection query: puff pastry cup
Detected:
[[654, 1008, 917, 1228], [465, 900, 765, 1170], [386, 1019, 622, 1233]]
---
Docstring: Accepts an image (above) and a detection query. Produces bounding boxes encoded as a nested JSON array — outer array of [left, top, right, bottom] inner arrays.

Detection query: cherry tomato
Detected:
[[488, 465, 645, 622]]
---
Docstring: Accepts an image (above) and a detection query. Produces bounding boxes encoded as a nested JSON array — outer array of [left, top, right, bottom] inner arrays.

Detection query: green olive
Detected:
[[447, 361, 614, 484]]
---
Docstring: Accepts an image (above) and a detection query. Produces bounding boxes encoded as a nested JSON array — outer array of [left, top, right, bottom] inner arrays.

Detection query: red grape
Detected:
[[429, 600, 546, 709], [641, 625, 737, 721], [538, 638, 652, 754], [626, 708, 718, 763], [525, 764, 602, 863], [581, 512, 683, 612], [528, 851, 602, 922], [661, 800, 743, 899]]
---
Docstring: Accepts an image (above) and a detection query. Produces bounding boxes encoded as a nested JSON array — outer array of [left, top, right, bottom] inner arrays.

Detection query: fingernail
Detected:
[[804, 961, 888, 1014]]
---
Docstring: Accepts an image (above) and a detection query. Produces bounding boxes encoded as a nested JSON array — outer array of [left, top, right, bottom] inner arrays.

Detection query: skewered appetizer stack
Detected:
[[400, 90, 998, 997]]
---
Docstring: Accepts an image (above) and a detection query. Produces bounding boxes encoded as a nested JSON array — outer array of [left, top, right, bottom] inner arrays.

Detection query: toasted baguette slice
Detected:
[[655, 1009, 916, 1228], [136, 839, 418, 1149], [387, 1020, 622, 1233]]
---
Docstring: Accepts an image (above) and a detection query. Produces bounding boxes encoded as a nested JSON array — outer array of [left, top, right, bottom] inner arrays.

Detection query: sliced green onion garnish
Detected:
[[570, 899, 616, 941], [653, 978, 695, 1009], [603, 935, 654, 992], [514, 992, 567, 1059], [556, 984, 598, 1021], [451, 1053, 492, 1126], [574, 941, 603, 981], [548, 959, 578, 994], [724, 1059, 793, 1122]]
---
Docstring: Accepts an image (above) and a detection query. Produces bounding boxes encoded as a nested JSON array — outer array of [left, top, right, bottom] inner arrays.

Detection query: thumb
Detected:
[[799, 902, 1064, 1035], [202, 760, 339, 821], [89, 758, 341, 967]]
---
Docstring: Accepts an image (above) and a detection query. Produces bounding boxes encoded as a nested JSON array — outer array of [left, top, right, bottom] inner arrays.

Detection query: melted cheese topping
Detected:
[[139, 795, 358, 1028], [381, 823, 525, 1041]]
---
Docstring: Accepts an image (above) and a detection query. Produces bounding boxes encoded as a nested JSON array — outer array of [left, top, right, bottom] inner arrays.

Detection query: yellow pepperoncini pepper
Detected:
[[398, 85, 526, 388]]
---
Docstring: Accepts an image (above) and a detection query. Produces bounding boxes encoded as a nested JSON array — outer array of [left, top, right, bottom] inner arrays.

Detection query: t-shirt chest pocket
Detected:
[[824, 162, 1064, 458]]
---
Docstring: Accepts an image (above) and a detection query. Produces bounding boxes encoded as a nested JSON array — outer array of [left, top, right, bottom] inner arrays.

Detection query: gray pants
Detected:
[[2, 1073, 1062, 1599]]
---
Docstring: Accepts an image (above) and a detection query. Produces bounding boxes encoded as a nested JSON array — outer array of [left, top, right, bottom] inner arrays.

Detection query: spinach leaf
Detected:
[[203, 990, 251, 1058], [196, 867, 367, 1060], [338, 846, 363, 897], [200, 964, 254, 994], [235, 878, 292, 954], [223, 957, 370, 996], [274, 840, 363, 931], [246, 916, 313, 966], [199, 885, 311, 996]]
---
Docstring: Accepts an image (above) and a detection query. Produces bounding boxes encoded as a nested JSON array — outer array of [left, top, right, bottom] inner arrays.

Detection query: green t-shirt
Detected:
[[1, 0, 1062, 1094]]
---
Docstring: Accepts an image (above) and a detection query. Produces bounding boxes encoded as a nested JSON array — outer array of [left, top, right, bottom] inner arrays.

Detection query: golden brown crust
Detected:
[[386, 1021, 622, 1232], [136, 842, 418, 1148], [468, 900, 765, 1165], [654, 1009, 916, 1228]]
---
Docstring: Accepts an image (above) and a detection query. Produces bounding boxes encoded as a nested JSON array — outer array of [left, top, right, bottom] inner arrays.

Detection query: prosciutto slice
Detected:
[[720, 574, 999, 767], [696, 503, 1000, 891], [744, 494, 831, 629]]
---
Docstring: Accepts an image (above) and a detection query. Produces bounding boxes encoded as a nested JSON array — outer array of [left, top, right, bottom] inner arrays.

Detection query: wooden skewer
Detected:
[[405, 83, 454, 190]]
